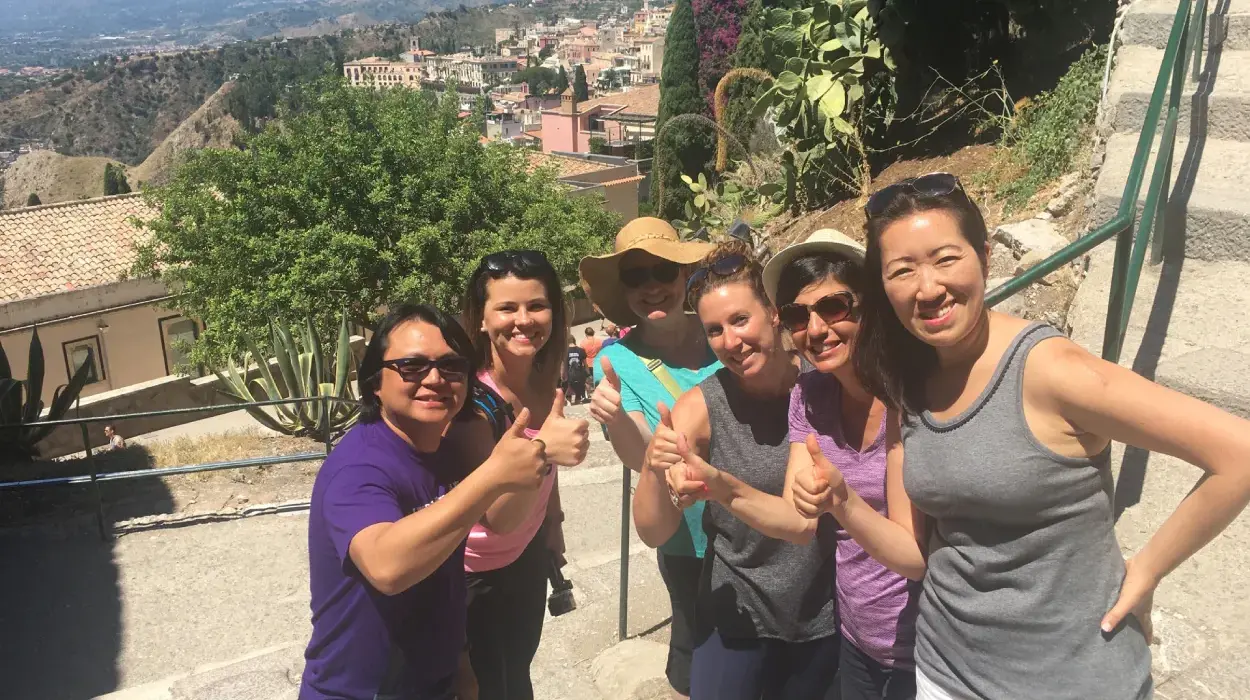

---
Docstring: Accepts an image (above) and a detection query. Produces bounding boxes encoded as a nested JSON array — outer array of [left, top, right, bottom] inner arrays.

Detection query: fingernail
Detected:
[[1100, 622, 1112, 633]]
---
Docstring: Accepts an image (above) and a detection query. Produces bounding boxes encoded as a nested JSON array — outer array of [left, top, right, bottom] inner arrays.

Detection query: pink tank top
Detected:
[[463, 371, 555, 573]]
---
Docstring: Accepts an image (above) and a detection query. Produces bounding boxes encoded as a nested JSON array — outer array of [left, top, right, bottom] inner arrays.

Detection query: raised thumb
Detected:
[[550, 388, 566, 418], [805, 433, 832, 472], [658, 402, 675, 430], [508, 407, 532, 436], [601, 356, 620, 388]]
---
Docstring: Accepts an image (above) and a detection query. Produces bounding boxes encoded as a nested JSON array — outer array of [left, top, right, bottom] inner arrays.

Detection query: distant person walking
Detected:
[[102, 425, 125, 451], [565, 336, 589, 404], [580, 327, 603, 362], [300, 304, 548, 700], [601, 322, 621, 349]]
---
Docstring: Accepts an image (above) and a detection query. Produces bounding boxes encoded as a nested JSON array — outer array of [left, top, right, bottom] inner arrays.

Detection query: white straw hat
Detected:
[[762, 228, 866, 304]]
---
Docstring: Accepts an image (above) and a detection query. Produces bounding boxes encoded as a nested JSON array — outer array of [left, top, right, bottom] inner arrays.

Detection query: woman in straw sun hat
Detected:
[[580, 217, 720, 698]]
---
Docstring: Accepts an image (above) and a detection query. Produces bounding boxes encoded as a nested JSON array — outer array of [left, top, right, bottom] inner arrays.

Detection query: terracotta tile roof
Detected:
[[577, 84, 660, 117], [525, 152, 619, 179], [598, 174, 646, 188], [0, 193, 155, 305]]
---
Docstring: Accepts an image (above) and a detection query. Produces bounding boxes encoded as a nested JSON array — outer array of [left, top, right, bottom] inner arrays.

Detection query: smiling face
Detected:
[[620, 250, 687, 323], [878, 209, 990, 349], [377, 319, 469, 427], [696, 281, 780, 379], [481, 274, 554, 362], [789, 276, 859, 374]]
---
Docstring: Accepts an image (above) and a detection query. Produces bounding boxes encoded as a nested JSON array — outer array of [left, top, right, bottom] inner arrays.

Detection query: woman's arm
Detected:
[[793, 411, 928, 580], [632, 394, 701, 547], [589, 356, 654, 472], [1031, 339, 1250, 634], [444, 415, 543, 535]]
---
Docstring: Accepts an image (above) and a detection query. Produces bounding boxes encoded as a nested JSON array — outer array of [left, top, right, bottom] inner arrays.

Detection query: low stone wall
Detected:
[[34, 336, 367, 460]]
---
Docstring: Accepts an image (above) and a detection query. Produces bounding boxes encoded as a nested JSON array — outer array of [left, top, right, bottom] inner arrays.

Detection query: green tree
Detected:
[[573, 65, 590, 102], [554, 66, 569, 95], [103, 163, 132, 196], [25, 193, 41, 206], [652, 0, 715, 220], [132, 78, 619, 365], [539, 44, 555, 60]]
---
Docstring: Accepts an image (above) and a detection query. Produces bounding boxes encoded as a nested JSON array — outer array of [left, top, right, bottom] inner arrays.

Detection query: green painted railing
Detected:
[[986, 0, 1209, 364]]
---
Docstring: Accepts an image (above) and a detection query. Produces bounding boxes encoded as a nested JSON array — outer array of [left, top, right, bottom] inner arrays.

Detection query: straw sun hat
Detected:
[[762, 228, 867, 304], [579, 217, 715, 326]]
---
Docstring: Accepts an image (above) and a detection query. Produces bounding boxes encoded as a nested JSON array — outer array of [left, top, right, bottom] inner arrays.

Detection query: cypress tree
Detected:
[[651, 0, 715, 220], [554, 66, 569, 94], [26, 193, 41, 206], [573, 65, 590, 102]]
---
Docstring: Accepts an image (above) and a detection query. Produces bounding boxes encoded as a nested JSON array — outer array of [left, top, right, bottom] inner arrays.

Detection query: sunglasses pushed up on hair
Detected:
[[685, 254, 748, 292], [864, 172, 966, 218], [777, 292, 856, 333], [478, 249, 550, 275]]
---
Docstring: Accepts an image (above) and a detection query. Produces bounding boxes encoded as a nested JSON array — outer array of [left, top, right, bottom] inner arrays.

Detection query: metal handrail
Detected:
[[987, 0, 1208, 364], [0, 394, 354, 539]]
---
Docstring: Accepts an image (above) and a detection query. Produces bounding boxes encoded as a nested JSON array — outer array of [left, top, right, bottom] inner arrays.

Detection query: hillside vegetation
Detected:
[[1, 150, 123, 208]]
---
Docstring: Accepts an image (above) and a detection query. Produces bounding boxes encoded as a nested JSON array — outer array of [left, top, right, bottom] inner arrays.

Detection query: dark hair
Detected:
[[853, 188, 989, 413], [461, 249, 568, 392], [687, 239, 771, 311], [584, 327, 595, 336], [774, 253, 867, 308], [358, 304, 479, 424]]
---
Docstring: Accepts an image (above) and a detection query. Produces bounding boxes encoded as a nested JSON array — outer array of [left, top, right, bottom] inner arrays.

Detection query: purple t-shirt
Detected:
[[301, 419, 467, 700], [789, 371, 919, 669]]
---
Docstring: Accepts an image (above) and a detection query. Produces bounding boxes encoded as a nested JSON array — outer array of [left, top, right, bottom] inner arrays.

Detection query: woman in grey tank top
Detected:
[[789, 174, 1250, 700], [634, 241, 840, 700]]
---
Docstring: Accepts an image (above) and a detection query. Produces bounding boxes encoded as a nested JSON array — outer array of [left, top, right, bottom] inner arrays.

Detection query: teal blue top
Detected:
[[594, 334, 721, 558]]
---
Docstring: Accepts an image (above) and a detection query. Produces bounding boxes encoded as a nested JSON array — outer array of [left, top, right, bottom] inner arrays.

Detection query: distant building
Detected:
[[540, 84, 660, 155], [526, 152, 644, 223], [0, 194, 199, 406], [343, 57, 424, 88], [424, 54, 519, 89]]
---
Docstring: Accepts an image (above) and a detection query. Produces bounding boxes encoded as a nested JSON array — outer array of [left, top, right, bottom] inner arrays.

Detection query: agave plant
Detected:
[[0, 326, 96, 461], [213, 311, 360, 438]]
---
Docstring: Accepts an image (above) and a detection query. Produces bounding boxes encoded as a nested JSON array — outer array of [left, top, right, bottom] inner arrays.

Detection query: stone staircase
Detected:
[[1071, 1, 1250, 697]]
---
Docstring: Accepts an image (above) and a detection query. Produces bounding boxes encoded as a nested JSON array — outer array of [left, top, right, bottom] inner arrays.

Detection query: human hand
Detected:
[[485, 408, 548, 492], [792, 434, 848, 518], [665, 433, 723, 508], [646, 402, 682, 474], [589, 357, 625, 426], [536, 389, 590, 467], [1102, 557, 1157, 643]]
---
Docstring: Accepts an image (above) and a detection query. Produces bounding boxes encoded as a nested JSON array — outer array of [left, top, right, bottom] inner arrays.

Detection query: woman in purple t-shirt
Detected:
[[763, 230, 920, 700], [458, 250, 591, 700]]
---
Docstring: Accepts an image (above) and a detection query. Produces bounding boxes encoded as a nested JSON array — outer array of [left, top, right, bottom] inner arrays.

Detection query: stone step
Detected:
[[1105, 45, 1250, 140], [1094, 132, 1250, 263], [1121, 0, 1250, 51], [1068, 245, 1250, 420]]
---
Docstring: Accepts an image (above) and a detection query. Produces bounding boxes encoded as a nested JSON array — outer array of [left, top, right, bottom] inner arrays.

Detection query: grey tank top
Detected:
[[903, 323, 1152, 699], [698, 368, 839, 642]]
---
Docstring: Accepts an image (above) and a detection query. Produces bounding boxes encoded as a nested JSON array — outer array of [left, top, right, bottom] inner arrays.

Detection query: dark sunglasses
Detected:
[[685, 254, 748, 292], [380, 356, 470, 383], [778, 292, 856, 333], [864, 172, 966, 218], [619, 260, 681, 288], [478, 249, 549, 275]]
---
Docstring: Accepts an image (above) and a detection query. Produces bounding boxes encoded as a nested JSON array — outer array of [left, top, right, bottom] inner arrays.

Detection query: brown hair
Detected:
[[686, 240, 771, 312]]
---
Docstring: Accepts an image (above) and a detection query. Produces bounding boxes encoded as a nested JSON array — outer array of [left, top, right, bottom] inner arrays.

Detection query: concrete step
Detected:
[[1068, 244, 1250, 420], [1094, 132, 1250, 263], [1105, 45, 1250, 140], [1120, 0, 1249, 51]]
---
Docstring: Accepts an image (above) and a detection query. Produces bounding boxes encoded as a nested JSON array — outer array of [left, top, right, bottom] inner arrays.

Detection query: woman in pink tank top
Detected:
[[457, 250, 591, 700]]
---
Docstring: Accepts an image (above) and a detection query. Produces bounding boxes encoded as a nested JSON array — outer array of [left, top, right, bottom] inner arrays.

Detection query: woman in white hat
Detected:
[[766, 230, 918, 700], [579, 217, 719, 698]]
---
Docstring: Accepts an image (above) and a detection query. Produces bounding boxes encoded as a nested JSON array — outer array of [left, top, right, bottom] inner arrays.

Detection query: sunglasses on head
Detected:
[[685, 254, 748, 292], [777, 292, 856, 333], [379, 355, 470, 383], [864, 172, 966, 219], [619, 260, 681, 288], [478, 249, 549, 276]]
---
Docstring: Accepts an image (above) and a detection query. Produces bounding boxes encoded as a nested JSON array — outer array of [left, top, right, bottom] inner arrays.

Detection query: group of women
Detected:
[[300, 172, 1250, 700]]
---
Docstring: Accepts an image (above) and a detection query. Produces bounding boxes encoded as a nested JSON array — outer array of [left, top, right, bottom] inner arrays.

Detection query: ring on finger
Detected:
[[668, 486, 682, 509]]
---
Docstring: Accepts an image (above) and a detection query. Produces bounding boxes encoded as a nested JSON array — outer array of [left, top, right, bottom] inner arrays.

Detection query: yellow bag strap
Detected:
[[639, 356, 685, 400]]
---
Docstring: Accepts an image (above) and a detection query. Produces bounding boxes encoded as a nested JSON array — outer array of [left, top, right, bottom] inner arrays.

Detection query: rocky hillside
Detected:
[[130, 82, 243, 187], [0, 150, 123, 208]]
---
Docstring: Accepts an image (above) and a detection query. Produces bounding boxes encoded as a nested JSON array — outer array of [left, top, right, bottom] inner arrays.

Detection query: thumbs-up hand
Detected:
[[485, 408, 548, 492], [589, 357, 626, 427], [666, 433, 723, 508], [536, 388, 590, 467], [645, 402, 683, 474], [792, 434, 847, 518]]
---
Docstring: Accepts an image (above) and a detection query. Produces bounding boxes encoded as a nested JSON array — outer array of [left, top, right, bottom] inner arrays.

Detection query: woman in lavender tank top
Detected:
[[763, 230, 919, 700], [791, 174, 1250, 700]]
